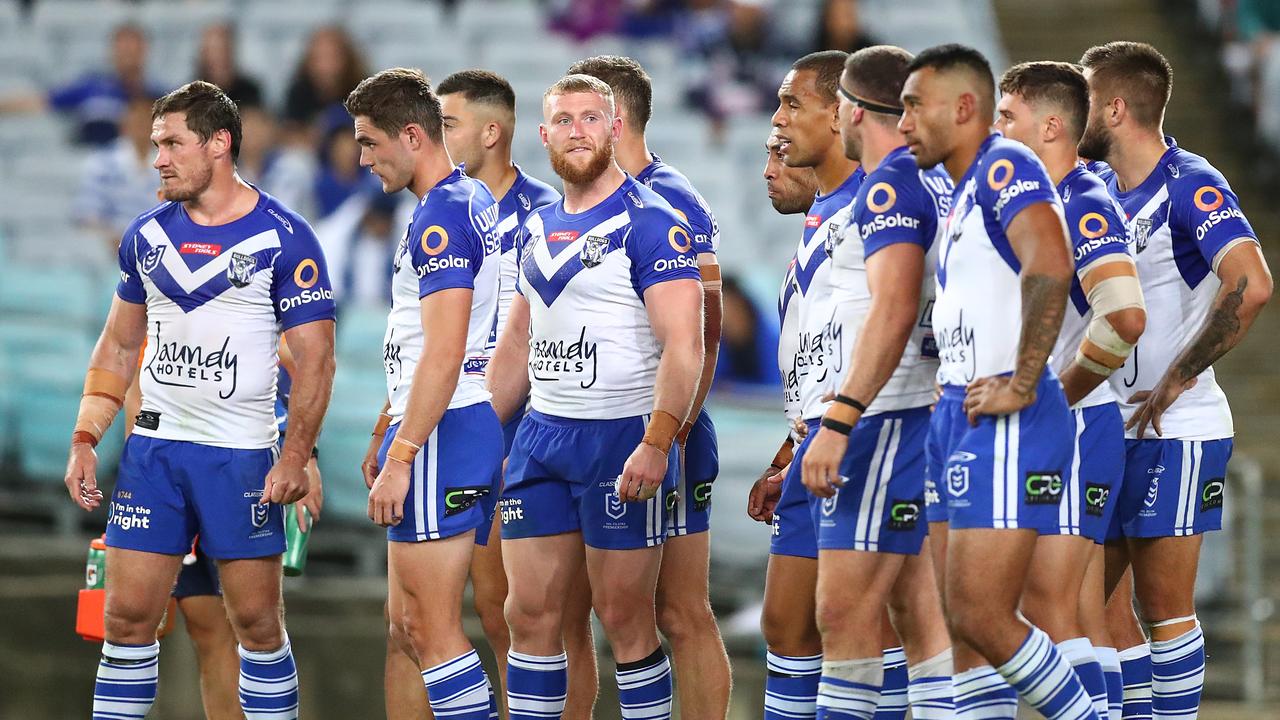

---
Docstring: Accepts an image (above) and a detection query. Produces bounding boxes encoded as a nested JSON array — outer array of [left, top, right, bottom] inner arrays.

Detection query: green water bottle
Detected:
[[283, 505, 311, 577], [85, 536, 107, 589]]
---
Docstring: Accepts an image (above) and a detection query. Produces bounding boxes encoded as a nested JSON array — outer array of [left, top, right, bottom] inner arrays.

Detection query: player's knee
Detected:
[[592, 594, 652, 637], [761, 600, 818, 650], [476, 598, 509, 650], [226, 605, 284, 650], [386, 618, 417, 661], [655, 591, 714, 642], [504, 590, 561, 641], [103, 602, 160, 643], [943, 597, 998, 651]]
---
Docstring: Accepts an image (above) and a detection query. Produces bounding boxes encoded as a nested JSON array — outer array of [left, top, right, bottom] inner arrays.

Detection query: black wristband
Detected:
[[821, 417, 854, 436], [310, 446, 319, 459], [834, 394, 867, 413]]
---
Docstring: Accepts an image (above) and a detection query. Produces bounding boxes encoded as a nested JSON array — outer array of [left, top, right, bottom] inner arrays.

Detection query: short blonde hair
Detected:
[[542, 74, 615, 116]]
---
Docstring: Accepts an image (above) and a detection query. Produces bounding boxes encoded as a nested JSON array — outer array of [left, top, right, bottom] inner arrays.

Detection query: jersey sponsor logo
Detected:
[[227, 252, 259, 288], [1084, 483, 1110, 517], [653, 254, 698, 273], [416, 255, 470, 276], [473, 202, 501, 255], [141, 244, 165, 275], [805, 214, 823, 228], [665, 489, 679, 512], [179, 242, 221, 256], [627, 191, 644, 208], [1078, 212, 1109, 239], [887, 499, 921, 531], [936, 308, 978, 382], [1167, 163, 1181, 178], [463, 356, 490, 375], [108, 500, 151, 530], [1073, 234, 1126, 262], [924, 479, 941, 509], [278, 287, 335, 312], [993, 179, 1043, 218], [1194, 206, 1245, 242], [1194, 186, 1224, 212], [668, 225, 693, 253], [866, 182, 897, 213], [294, 258, 319, 289], [420, 225, 450, 256], [1024, 471, 1063, 505], [1200, 478, 1225, 512], [529, 326, 598, 388], [580, 235, 610, 268], [518, 192, 531, 211], [692, 481, 712, 511], [548, 230, 579, 244], [266, 207, 294, 234], [987, 159, 1015, 190], [145, 322, 239, 399], [499, 497, 525, 524], [444, 486, 490, 516], [134, 410, 160, 430], [860, 212, 921, 238]]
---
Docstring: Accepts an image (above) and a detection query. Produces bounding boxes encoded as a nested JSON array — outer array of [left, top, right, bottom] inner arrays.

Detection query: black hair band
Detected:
[[838, 85, 904, 116]]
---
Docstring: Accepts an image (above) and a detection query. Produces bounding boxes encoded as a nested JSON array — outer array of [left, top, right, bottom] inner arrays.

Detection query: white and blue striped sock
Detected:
[[996, 627, 1098, 720], [906, 648, 954, 719], [506, 650, 567, 720], [1150, 624, 1204, 719], [615, 647, 672, 720], [873, 647, 908, 719], [1118, 644, 1153, 720], [238, 636, 299, 720], [816, 657, 882, 719], [953, 665, 1017, 719], [1058, 638, 1110, 718], [765, 651, 823, 719], [1094, 646, 1124, 720], [422, 649, 496, 719], [93, 640, 159, 720]]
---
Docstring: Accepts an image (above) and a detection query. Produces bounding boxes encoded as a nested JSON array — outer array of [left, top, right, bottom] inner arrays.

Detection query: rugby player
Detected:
[[901, 44, 1099, 719], [568, 54, 731, 720], [65, 80, 336, 720], [1080, 41, 1272, 719], [487, 74, 703, 720], [347, 67, 504, 720]]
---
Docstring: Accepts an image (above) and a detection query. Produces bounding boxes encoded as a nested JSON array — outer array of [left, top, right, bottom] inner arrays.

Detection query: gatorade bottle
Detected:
[[85, 536, 107, 590], [283, 504, 311, 577]]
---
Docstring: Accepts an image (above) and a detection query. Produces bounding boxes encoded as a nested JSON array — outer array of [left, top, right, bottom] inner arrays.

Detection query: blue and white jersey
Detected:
[[778, 258, 802, 424], [516, 175, 700, 419], [492, 166, 560, 347], [636, 153, 720, 254], [1051, 163, 1132, 409], [787, 168, 865, 421], [116, 190, 335, 449], [934, 134, 1062, 385], [385, 167, 500, 419], [804, 147, 951, 419], [1102, 138, 1257, 440]]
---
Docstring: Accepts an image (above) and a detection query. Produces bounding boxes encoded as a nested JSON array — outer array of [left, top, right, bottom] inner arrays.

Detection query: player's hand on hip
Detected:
[[264, 457, 310, 506], [963, 375, 1034, 426], [1126, 376, 1197, 439], [361, 436, 382, 490], [64, 442, 102, 511], [368, 459, 410, 527], [802, 427, 846, 499], [747, 464, 785, 523], [296, 457, 323, 530], [620, 442, 667, 502]]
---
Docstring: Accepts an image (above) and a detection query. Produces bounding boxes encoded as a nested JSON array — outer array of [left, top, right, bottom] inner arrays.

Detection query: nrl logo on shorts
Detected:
[[250, 502, 269, 529], [821, 488, 840, 517], [1132, 218, 1153, 254], [946, 465, 969, 497], [580, 235, 610, 268], [141, 245, 165, 276], [227, 252, 259, 288], [605, 491, 626, 520]]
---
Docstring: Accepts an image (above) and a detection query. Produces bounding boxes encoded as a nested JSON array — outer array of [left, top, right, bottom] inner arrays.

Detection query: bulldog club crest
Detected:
[[580, 235, 610, 268], [227, 252, 259, 288], [1132, 218, 1153, 254]]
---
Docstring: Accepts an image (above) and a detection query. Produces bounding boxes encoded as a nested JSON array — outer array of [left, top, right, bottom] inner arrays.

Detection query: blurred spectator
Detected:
[[195, 23, 263, 109], [237, 101, 319, 221], [313, 107, 376, 219], [679, 0, 792, 141], [714, 274, 781, 387], [0, 24, 166, 145], [73, 94, 159, 255], [345, 193, 405, 307], [812, 0, 877, 54], [283, 27, 368, 133]]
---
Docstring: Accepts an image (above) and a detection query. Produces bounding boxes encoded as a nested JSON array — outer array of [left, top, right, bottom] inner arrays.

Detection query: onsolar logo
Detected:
[[668, 225, 692, 253], [1193, 186, 1224, 212], [866, 182, 897, 213], [987, 159, 1015, 190], [1078, 212, 1109, 240], [294, 258, 319, 289], [421, 225, 450, 256]]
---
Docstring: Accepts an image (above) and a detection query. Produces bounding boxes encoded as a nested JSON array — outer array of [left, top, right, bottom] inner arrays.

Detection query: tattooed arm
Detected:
[[1128, 242, 1272, 437], [963, 202, 1073, 424]]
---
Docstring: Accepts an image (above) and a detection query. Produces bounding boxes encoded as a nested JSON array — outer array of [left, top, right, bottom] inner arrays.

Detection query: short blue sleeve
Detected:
[[627, 209, 701, 294], [1172, 172, 1257, 265], [116, 223, 146, 304], [856, 171, 936, 258], [977, 141, 1059, 230], [664, 192, 717, 256], [271, 218, 336, 329], [1063, 187, 1130, 271], [408, 206, 479, 298]]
